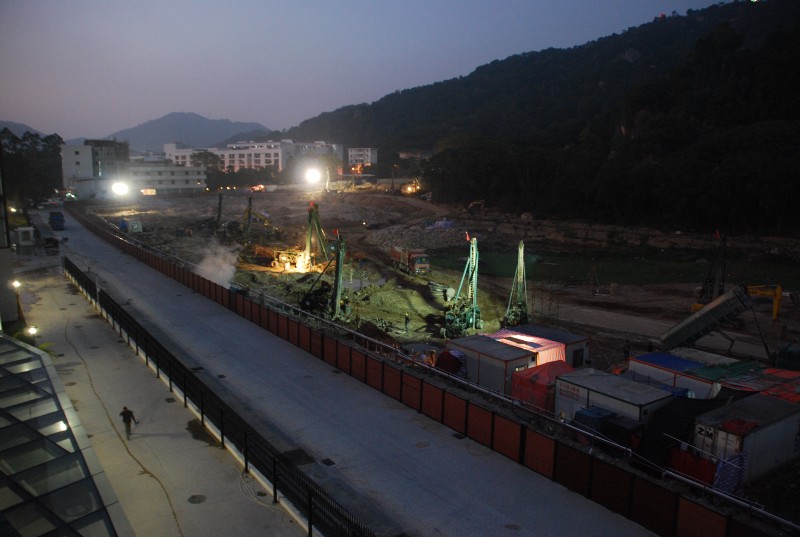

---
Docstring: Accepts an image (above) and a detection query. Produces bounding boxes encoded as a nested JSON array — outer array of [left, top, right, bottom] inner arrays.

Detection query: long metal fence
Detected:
[[64, 256, 374, 537]]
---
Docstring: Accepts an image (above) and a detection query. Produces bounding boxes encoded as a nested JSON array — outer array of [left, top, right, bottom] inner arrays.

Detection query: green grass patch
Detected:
[[433, 248, 800, 288]]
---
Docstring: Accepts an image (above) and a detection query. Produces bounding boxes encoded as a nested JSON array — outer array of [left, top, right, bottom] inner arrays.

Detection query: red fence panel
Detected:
[[676, 498, 727, 537], [235, 294, 246, 317], [366, 356, 383, 390], [310, 330, 323, 359], [383, 365, 402, 401], [726, 518, 772, 537], [268, 309, 278, 334], [401, 374, 422, 411], [492, 415, 522, 462], [277, 314, 288, 340], [323, 338, 338, 366], [523, 429, 555, 478], [443, 393, 467, 435], [259, 306, 270, 331], [466, 404, 493, 448], [630, 476, 678, 537], [553, 443, 592, 497], [287, 318, 299, 346], [350, 350, 366, 382], [336, 342, 351, 373], [298, 324, 311, 353], [590, 458, 632, 517], [248, 298, 258, 322], [421, 382, 443, 422]]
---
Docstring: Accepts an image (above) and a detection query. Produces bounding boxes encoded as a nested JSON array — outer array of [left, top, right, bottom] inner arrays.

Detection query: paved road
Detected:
[[17, 208, 656, 537]]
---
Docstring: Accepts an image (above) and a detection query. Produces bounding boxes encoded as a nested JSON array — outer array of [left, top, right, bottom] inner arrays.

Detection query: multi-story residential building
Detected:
[[61, 139, 130, 191], [129, 161, 207, 196], [61, 140, 206, 199], [398, 149, 433, 162], [164, 140, 344, 173], [347, 147, 378, 169]]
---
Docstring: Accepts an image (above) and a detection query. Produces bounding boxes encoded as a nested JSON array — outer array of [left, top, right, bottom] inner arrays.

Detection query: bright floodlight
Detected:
[[305, 168, 322, 184], [111, 182, 129, 196]]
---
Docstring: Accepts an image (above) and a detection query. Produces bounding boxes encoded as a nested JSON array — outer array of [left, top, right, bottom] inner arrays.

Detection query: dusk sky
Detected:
[[1, 0, 720, 140]]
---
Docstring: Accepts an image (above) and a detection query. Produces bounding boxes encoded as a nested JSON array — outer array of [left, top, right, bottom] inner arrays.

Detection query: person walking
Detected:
[[405, 313, 410, 333], [120, 406, 140, 439]]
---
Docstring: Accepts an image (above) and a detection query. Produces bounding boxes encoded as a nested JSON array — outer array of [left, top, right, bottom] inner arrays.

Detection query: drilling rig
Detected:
[[443, 235, 482, 338], [300, 229, 347, 319], [503, 240, 530, 327]]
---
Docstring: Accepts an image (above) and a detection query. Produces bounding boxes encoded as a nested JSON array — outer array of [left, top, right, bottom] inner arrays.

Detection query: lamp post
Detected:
[[305, 167, 330, 192], [26, 325, 37, 346], [12, 280, 22, 322]]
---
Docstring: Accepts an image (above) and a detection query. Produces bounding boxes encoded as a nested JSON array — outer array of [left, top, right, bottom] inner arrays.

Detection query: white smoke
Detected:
[[195, 240, 238, 288]]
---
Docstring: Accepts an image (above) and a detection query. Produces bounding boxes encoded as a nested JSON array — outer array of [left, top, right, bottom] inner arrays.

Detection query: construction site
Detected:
[[78, 182, 800, 368], [25, 182, 800, 531]]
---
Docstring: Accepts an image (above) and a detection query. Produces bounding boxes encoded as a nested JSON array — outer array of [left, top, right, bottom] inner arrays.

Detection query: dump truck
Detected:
[[391, 246, 430, 274]]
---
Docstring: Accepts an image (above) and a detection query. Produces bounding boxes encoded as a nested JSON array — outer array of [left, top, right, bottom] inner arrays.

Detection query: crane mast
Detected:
[[443, 236, 482, 338], [504, 240, 530, 326]]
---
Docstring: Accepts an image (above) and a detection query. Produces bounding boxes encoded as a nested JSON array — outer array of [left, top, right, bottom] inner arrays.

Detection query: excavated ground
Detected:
[[88, 186, 800, 371]]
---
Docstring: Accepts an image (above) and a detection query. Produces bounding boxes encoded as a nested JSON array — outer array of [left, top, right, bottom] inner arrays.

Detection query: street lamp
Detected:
[[26, 325, 37, 345], [305, 167, 331, 192], [12, 280, 22, 321], [111, 181, 129, 196]]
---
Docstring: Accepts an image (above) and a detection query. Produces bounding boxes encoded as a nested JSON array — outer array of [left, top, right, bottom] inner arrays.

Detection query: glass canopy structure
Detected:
[[0, 335, 126, 536]]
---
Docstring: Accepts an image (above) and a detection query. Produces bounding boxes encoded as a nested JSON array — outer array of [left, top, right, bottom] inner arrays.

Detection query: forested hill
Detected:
[[277, 0, 800, 235]]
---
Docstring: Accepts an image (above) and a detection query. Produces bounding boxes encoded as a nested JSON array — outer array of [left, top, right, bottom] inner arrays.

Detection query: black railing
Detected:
[[64, 256, 375, 537]]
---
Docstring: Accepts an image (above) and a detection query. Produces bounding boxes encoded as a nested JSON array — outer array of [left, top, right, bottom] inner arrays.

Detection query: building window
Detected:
[[74, 151, 80, 155], [75, 161, 80, 166]]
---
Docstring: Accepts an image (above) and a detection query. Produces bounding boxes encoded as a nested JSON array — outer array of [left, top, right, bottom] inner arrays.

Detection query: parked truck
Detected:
[[48, 211, 65, 231], [391, 246, 430, 274]]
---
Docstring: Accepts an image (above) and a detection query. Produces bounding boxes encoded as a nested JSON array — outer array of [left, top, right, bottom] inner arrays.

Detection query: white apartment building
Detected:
[[62, 140, 206, 200], [61, 139, 131, 191], [164, 140, 344, 173], [129, 161, 207, 196], [348, 147, 378, 167], [68, 162, 206, 200]]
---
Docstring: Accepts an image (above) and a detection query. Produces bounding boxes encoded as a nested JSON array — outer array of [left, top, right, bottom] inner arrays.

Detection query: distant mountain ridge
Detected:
[[106, 112, 269, 152], [1, 114, 271, 152], [0, 121, 44, 138]]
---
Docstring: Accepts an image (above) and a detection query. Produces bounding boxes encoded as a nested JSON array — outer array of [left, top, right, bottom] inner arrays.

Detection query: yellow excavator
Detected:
[[241, 197, 279, 241], [399, 178, 421, 195], [745, 284, 782, 321]]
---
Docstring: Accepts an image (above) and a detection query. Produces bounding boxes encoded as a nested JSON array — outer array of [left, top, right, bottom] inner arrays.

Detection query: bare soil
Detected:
[[90, 186, 800, 369]]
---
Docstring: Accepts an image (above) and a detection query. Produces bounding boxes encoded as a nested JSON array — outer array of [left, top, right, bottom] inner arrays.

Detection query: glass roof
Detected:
[[0, 336, 119, 536]]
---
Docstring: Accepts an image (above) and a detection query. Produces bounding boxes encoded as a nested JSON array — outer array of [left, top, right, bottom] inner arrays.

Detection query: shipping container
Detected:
[[486, 328, 566, 365], [628, 352, 719, 398], [693, 394, 800, 483], [555, 369, 673, 424], [447, 335, 537, 395], [669, 347, 739, 366], [510, 325, 590, 367]]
